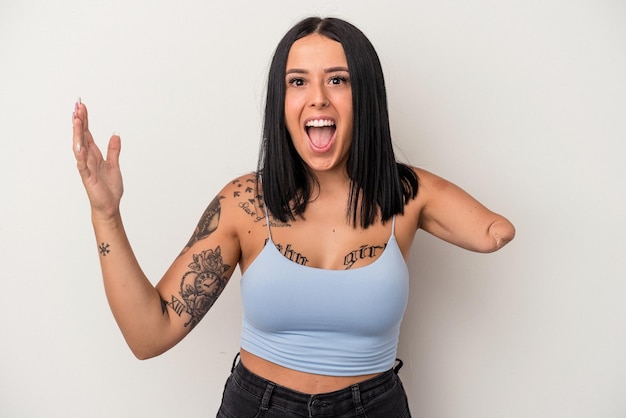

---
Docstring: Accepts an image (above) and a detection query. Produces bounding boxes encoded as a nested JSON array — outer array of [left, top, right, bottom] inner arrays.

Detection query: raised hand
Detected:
[[72, 100, 124, 221]]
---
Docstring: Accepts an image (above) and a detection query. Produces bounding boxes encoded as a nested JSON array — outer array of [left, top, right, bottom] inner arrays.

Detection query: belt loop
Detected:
[[230, 352, 241, 373], [260, 382, 275, 411], [394, 358, 404, 374], [351, 384, 366, 415]]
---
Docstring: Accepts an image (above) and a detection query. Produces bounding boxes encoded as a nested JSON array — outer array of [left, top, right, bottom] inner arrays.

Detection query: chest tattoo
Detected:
[[343, 244, 386, 269]]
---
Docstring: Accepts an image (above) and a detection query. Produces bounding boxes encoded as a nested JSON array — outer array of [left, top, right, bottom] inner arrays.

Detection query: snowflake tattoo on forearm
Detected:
[[98, 242, 110, 256]]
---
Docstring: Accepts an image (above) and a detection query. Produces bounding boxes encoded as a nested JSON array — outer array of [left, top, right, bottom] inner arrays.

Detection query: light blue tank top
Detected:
[[240, 209, 409, 376]]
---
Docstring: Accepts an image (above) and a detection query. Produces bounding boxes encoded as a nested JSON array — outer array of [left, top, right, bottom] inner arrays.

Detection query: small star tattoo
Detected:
[[98, 242, 110, 256]]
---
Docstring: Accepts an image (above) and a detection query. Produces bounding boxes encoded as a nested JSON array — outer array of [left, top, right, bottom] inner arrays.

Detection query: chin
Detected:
[[304, 155, 348, 174]]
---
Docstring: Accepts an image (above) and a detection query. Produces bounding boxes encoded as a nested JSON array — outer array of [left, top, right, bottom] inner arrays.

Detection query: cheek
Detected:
[[284, 111, 299, 137], [335, 94, 353, 129], [342, 108, 354, 138], [284, 97, 301, 126]]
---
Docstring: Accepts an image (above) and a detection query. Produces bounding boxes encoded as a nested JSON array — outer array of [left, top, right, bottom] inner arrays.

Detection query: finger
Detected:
[[75, 97, 88, 131], [72, 102, 86, 158], [74, 100, 96, 148], [73, 121, 91, 179], [72, 99, 103, 179], [106, 134, 122, 168]]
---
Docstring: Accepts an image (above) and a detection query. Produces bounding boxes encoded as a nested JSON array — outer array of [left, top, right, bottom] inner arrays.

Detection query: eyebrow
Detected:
[[286, 66, 350, 75]]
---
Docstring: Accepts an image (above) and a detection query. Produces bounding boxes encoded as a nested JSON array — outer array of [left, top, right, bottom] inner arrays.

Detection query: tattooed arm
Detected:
[[89, 190, 239, 360], [156, 191, 240, 334], [73, 101, 240, 359], [178, 195, 223, 256]]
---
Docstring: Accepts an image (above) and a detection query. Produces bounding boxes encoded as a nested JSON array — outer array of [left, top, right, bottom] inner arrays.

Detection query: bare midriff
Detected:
[[239, 349, 383, 395]]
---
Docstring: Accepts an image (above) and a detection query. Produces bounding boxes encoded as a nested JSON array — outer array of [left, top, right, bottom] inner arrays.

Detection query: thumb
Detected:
[[106, 133, 122, 167]]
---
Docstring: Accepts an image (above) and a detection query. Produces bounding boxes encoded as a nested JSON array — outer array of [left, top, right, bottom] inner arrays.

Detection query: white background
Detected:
[[1, 1, 625, 417]]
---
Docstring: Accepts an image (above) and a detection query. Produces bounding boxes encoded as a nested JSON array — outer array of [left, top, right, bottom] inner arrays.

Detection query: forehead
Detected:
[[286, 34, 348, 69]]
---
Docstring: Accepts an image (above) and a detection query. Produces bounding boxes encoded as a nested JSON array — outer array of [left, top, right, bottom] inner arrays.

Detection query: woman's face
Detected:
[[284, 34, 353, 175]]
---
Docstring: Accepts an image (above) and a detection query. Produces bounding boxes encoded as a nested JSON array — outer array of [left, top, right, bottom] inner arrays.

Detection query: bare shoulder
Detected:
[[410, 166, 458, 206], [399, 166, 436, 216], [218, 172, 265, 224], [219, 172, 277, 272], [180, 173, 260, 251], [217, 172, 271, 247], [413, 166, 449, 192], [411, 166, 488, 208], [397, 166, 458, 231]]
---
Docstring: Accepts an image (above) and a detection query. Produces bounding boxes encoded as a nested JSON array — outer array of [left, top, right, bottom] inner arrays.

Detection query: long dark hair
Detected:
[[258, 17, 418, 228]]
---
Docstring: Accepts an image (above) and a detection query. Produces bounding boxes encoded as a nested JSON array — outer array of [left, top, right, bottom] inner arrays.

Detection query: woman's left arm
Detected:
[[416, 168, 515, 253]]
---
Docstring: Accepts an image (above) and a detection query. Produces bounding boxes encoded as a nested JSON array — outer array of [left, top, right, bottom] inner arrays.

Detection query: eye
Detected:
[[329, 75, 350, 86], [287, 77, 305, 87]]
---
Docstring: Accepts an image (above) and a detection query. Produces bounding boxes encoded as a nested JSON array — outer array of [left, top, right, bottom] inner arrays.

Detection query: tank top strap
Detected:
[[262, 201, 272, 241], [391, 214, 396, 237], [258, 175, 273, 241]]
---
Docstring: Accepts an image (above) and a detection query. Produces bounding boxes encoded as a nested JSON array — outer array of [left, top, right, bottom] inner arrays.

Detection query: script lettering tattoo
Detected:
[[98, 242, 110, 256], [343, 244, 386, 269], [180, 195, 223, 256], [274, 242, 309, 266], [178, 246, 230, 329], [238, 200, 261, 220], [233, 178, 264, 222], [233, 177, 291, 227]]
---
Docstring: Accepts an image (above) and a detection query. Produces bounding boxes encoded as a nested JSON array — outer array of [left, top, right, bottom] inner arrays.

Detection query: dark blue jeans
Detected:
[[216, 361, 411, 417]]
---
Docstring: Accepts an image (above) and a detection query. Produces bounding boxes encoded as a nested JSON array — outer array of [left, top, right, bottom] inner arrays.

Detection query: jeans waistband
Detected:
[[231, 360, 398, 409]]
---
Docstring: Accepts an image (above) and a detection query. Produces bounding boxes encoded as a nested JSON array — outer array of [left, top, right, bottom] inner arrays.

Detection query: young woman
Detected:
[[72, 17, 514, 418]]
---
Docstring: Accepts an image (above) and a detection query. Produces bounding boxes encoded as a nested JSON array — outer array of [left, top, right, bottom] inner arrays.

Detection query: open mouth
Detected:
[[305, 119, 336, 152]]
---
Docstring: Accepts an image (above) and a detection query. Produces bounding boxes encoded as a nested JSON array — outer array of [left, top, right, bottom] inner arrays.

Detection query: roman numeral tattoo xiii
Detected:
[[162, 246, 231, 330]]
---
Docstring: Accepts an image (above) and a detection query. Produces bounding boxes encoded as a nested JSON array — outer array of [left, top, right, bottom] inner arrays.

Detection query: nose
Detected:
[[309, 84, 330, 108]]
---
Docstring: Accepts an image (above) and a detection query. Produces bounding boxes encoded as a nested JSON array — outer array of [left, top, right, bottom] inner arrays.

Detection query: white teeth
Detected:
[[306, 119, 335, 128]]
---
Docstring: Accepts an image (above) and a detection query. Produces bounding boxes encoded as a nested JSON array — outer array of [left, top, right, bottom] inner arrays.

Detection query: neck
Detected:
[[310, 167, 351, 197]]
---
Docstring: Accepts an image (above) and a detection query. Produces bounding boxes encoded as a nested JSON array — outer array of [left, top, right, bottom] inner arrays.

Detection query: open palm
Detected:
[[72, 101, 124, 220]]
